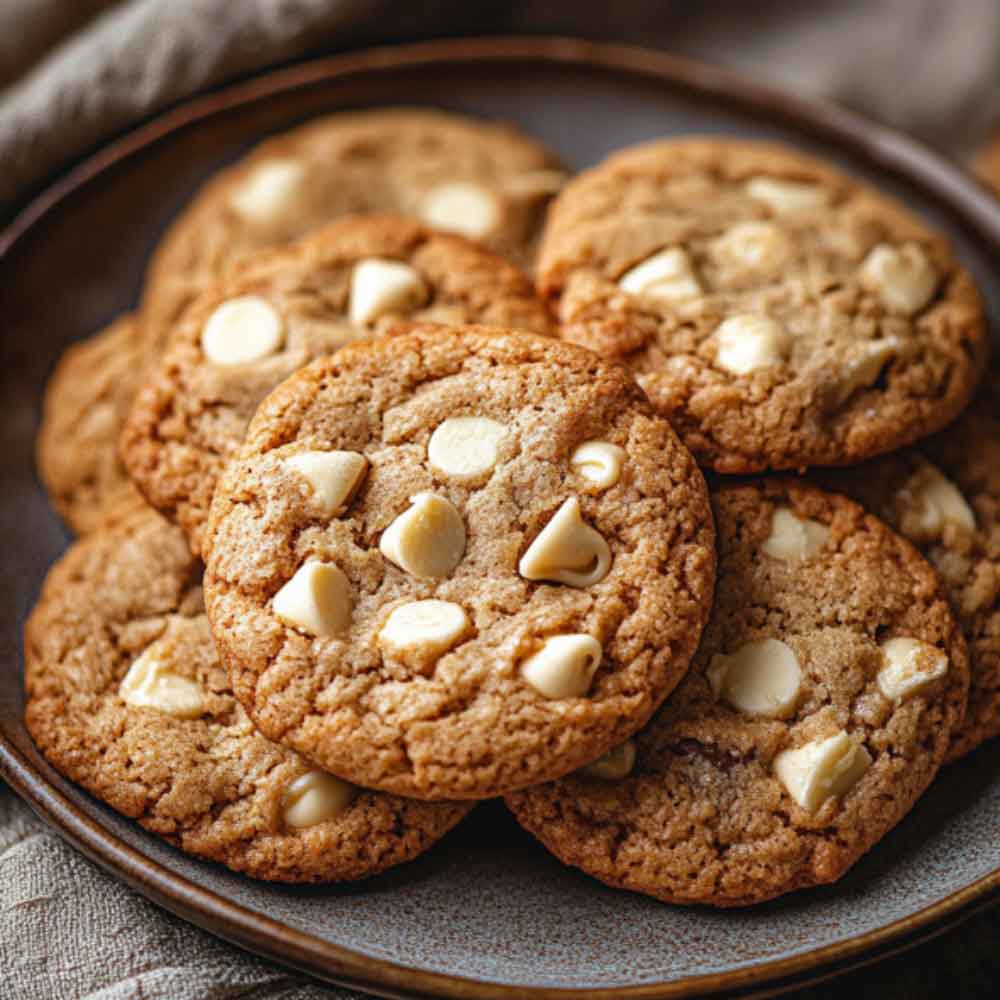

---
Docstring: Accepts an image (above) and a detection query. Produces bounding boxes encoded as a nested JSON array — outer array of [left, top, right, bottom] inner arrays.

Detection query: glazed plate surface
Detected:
[[2, 37, 999, 1000]]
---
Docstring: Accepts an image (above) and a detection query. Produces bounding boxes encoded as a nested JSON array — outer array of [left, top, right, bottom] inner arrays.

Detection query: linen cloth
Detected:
[[4, 0, 1000, 211], [3, 2, 1000, 997]]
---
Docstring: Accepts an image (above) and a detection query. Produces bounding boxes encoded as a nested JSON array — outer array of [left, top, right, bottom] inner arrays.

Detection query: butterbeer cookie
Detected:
[[203, 324, 716, 800], [822, 377, 999, 760], [537, 137, 988, 472], [507, 481, 968, 907], [123, 216, 551, 556], [142, 107, 566, 346], [24, 507, 471, 883], [37, 315, 147, 533]]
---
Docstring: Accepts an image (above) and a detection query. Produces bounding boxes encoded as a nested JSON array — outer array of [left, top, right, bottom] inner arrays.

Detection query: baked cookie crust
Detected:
[[25, 507, 471, 882], [538, 137, 988, 472], [141, 106, 565, 348], [507, 481, 968, 906], [203, 324, 716, 800], [37, 315, 148, 533], [123, 215, 551, 556], [821, 375, 998, 761]]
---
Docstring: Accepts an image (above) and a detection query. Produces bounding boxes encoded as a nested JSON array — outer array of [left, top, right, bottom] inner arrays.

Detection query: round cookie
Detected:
[[142, 107, 566, 347], [24, 506, 471, 883], [822, 374, 1000, 760], [537, 137, 988, 473], [506, 481, 969, 907], [122, 215, 552, 556], [203, 324, 716, 801], [37, 315, 148, 533]]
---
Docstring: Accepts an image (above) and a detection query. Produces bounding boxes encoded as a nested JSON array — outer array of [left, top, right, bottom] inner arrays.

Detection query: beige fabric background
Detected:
[[3, 2, 999, 997], [4, 0, 1000, 210]]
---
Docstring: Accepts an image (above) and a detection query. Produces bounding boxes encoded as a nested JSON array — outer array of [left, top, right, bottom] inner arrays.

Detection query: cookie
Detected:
[[24, 506, 471, 883], [141, 107, 566, 347], [506, 481, 969, 907], [820, 377, 999, 760], [37, 315, 148, 533], [202, 323, 716, 801], [973, 132, 1000, 192], [122, 215, 552, 556], [537, 137, 988, 473]]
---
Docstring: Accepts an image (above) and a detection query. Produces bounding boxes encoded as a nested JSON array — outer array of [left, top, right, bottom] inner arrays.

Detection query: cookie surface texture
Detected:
[[506, 481, 968, 906], [37, 315, 148, 533], [203, 324, 716, 800], [141, 106, 566, 346], [123, 215, 551, 556], [537, 137, 988, 472], [24, 507, 471, 882], [820, 375, 999, 760]]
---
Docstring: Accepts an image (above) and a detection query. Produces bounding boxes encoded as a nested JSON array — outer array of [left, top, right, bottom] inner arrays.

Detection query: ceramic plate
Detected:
[[2, 37, 999, 1000]]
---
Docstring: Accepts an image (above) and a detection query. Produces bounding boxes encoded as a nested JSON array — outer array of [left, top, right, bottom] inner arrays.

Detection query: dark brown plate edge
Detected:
[[1, 34, 999, 1000]]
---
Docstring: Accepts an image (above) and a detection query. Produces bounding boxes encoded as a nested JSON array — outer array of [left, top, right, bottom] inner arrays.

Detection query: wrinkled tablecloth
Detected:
[[3, 2, 999, 997]]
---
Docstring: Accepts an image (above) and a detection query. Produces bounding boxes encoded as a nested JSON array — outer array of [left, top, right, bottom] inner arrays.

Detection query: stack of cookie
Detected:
[[28, 110, 997, 908]]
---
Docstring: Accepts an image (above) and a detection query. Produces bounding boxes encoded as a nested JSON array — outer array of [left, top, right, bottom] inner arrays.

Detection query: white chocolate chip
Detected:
[[349, 258, 428, 326], [713, 221, 792, 272], [379, 600, 470, 664], [119, 642, 206, 719], [419, 182, 499, 238], [229, 159, 306, 224], [877, 637, 949, 702], [502, 169, 569, 197], [906, 465, 976, 535], [273, 561, 352, 637], [713, 314, 790, 375], [201, 296, 284, 365], [282, 770, 355, 829], [745, 177, 830, 215], [773, 731, 871, 813], [519, 498, 612, 588], [580, 739, 636, 780], [837, 338, 899, 403], [860, 243, 938, 315], [428, 416, 506, 482], [379, 493, 466, 578], [521, 634, 603, 699], [570, 441, 626, 491], [619, 247, 701, 304], [707, 638, 802, 718], [762, 507, 830, 562], [285, 451, 368, 517]]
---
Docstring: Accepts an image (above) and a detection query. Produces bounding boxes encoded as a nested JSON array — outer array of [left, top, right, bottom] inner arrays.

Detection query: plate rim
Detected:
[[2, 34, 999, 1000]]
